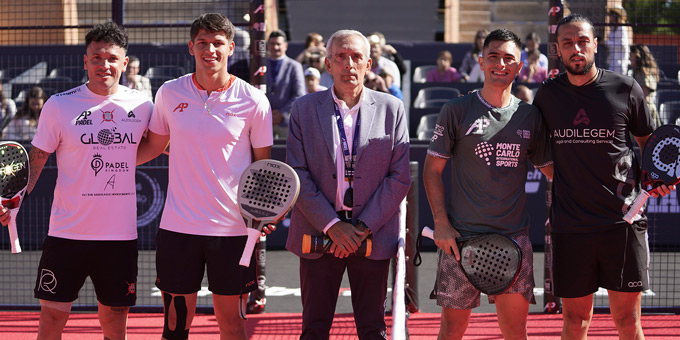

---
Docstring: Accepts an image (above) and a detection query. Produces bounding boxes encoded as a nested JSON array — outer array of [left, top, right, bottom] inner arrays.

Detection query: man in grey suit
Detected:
[[285, 29, 411, 339], [266, 29, 305, 139]]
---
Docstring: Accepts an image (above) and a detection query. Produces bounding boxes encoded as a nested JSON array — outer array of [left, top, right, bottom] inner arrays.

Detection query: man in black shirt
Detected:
[[533, 14, 674, 339]]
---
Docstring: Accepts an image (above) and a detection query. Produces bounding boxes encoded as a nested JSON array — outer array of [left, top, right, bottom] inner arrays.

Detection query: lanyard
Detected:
[[333, 103, 361, 186]]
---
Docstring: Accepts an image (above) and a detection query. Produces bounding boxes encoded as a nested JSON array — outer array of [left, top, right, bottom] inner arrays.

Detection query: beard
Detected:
[[563, 55, 594, 76]]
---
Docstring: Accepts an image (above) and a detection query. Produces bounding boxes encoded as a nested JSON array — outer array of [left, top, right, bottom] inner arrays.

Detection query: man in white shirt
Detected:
[[0, 21, 153, 340], [136, 13, 272, 340]]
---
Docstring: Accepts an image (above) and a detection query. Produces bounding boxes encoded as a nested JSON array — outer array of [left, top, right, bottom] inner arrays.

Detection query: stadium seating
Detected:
[[412, 65, 436, 83], [415, 113, 439, 140], [659, 100, 680, 125], [413, 87, 460, 109], [47, 66, 87, 82], [144, 65, 186, 79]]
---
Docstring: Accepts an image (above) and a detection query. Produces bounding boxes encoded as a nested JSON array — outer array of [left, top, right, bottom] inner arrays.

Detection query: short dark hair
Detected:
[[526, 32, 541, 44], [268, 29, 287, 43], [190, 13, 235, 42], [483, 28, 522, 51], [556, 14, 596, 38], [85, 21, 128, 51]]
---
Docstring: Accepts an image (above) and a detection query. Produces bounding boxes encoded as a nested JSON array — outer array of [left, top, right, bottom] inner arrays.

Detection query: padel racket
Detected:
[[0, 142, 29, 254], [623, 125, 680, 224], [302, 234, 372, 256], [238, 159, 300, 267], [421, 226, 522, 295]]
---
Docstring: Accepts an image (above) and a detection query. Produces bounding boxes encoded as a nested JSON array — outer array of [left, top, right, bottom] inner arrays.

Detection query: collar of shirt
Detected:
[[331, 86, 364, 116]]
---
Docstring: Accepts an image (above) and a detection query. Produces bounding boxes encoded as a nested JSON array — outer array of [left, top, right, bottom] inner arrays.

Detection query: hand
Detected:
[[272, 110, 283, 125], [651, 184, 676, 197], [382, 44, 397, 55], [260, 224, 277, 237], [0, 206, 10, 227], [327, 221, 366, 256], [434, 222, 461, 261]]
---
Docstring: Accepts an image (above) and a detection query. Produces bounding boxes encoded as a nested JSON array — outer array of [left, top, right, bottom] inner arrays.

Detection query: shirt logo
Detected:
[[91, 153, 104, 176], [173, 103, 189, 112], [100, 109, 116, 124], [573, 109, 591, 126], [76, 110, 93, 126], [466, 117, 490, 135]]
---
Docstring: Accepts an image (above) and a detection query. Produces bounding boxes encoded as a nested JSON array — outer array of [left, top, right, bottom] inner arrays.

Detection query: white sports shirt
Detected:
[[149, 74, 273, 236], [32, 84, 153, 240]]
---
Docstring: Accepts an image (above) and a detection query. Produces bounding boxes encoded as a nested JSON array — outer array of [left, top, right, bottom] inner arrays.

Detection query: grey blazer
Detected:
[[285, 88, 411, 260]]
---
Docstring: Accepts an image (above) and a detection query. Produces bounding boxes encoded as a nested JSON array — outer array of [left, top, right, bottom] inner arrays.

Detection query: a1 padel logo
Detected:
[[173, 103, 189, 112], [76, 110, 93, 126], [573, 109, 590, 126]]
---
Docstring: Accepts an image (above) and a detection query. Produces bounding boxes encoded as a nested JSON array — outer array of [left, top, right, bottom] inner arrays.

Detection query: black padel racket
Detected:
[[238, 159, 300, 267], [0, 142, 29, 254], [624, 125, 680, 224], [422, 226, 522, 295]]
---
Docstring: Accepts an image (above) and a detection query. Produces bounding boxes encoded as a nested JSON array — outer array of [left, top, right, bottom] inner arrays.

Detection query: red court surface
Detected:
[[1, 311, 679, 339]]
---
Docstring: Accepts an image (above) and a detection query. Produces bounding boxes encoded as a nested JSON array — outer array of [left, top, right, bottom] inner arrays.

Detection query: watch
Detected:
[[357, 220, 371, 235]]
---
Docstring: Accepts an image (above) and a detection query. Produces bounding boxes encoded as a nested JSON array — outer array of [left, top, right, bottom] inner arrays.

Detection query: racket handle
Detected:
[[421, 226, 434, 240], [239, 228, 261, 267], [8, 208, 21, 254], [623, 190, 652, 224]]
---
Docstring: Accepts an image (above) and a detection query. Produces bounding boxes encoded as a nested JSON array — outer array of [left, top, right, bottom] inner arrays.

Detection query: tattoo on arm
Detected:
[[27, 147, 50, 195]]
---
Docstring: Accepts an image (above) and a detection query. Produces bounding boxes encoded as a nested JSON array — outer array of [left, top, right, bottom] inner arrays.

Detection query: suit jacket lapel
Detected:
[[316, 90, 336, 162], [357, 89, 376, 162]]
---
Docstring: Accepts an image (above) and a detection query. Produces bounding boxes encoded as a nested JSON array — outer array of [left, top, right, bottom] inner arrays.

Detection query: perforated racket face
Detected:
[[0, 142, 29, 199], [459, 234, 522, 296], [642, 125, 680, 186], [238, 159, 300, 222]]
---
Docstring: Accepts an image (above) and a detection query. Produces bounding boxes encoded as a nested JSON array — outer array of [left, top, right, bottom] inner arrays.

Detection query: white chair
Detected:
[[412, 65, 436, 83], [412, 87, 460, 109]]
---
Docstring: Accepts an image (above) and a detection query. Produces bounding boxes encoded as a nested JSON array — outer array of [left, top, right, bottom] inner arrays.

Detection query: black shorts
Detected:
[[34, 236, 138, 307], [550, 222, 650, 298], [155, 229, 257, 295]]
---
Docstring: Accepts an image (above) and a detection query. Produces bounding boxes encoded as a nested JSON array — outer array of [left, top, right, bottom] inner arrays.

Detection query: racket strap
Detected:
[[413, 230, 423, 266]]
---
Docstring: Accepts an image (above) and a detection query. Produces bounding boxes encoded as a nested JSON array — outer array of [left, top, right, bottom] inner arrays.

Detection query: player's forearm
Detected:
[[423, 161, 448, 225], [136, 131, 169, 165], [27, 146, 50, 195]]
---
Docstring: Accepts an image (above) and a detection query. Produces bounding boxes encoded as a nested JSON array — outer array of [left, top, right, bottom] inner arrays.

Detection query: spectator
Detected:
[[459, 29, 489, 82], [606, 5, 631, 75], [630, 44, 661, 126], [514, 84, 533, 103], [300, 47, 334, 89], [378, 69, 403, 100], [520, 32, 548, 70], [304, 67, 327, 94], [121, 55, 152, 98], [0, 82, 16, 131], [266, 29, 306, 139], [426, 50, 462, 83], [3, 86, 47, 141], [368, 32, 407, 85], [519, 49, 548, 83], [368, 34, 402, 89], [295, 32, 325, 64]]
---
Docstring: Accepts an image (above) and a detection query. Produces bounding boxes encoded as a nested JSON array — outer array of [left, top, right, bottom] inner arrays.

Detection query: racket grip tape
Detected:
[[239, 228, 262, 267], [421, 227, 434, 240], [301, 234, 372, 256], [623, 190, 651, 224]]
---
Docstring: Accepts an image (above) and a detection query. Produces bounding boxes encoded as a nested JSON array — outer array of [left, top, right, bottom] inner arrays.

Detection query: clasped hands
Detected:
[[326, 221, 371, 258]]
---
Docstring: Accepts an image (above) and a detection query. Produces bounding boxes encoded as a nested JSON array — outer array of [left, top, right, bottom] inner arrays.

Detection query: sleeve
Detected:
[[527, 106, 552, 168], [280, 60, 306, 121], [31, 97, 61, 153], [148, 84, 170, 136], [427, 102, 456, 159], [425, 69, 437, 83], [249, 94, 274, 148], [628, 79, 655, 136]]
